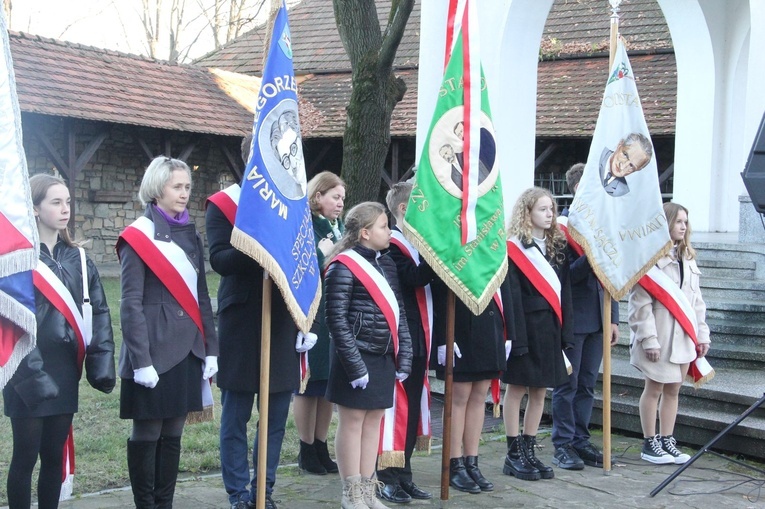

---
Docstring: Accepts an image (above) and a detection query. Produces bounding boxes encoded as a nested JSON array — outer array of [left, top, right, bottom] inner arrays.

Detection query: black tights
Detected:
[[7, 414, 74, 509], [130, 415, 186, 442]]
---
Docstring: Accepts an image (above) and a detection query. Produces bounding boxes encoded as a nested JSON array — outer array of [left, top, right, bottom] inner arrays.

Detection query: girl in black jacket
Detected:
[[3, 174, 115, 509], [324, 202, 412, 509]]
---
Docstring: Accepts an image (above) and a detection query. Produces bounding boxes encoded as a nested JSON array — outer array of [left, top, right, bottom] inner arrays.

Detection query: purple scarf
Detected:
[[152, 204, 189, 226]]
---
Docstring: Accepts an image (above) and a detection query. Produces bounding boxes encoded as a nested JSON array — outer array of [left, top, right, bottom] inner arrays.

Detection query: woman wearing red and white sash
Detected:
[[324, 202, 412, 509], [502, 187, 574, 481], [117, 157, 218, 509], [376, 182, 435, 503], [628, 203, 710, 465], [3, 174, 115, 509]]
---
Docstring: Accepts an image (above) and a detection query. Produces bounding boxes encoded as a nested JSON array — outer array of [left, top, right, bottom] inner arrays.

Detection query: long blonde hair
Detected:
[[508, 187, 567, 264], [29, 173, 79, 248], [664, 202, 695, 260], [325, 201, 386, 267]]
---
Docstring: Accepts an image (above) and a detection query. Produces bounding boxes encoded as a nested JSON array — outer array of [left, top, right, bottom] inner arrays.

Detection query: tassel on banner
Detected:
[[186, 379, 214, 424], [415, 435, 432, 454], [377, 450, 405, 470]]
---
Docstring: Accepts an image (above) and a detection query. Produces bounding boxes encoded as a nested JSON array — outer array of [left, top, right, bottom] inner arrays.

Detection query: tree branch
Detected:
[[379, 0, 414, 72]]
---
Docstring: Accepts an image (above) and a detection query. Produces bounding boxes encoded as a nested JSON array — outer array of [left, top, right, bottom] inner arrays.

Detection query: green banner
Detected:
[[402, 33, 507, 315]]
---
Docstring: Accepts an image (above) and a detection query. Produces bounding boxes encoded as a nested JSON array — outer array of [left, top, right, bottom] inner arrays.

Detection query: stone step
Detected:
[[612, 338, 765, 372], [616, 317, 765, 347], [694, 241, 765, 279], [696, 257, 758, 279], [617, 299, 765, 324], [588, 357, 765, 459], [698, 277, 765, 301]]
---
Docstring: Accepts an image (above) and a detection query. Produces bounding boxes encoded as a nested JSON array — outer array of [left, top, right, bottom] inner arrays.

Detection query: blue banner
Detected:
[[231, 1, 321, 332]]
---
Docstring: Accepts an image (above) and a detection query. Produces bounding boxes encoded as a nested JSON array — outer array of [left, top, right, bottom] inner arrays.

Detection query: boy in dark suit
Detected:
[[552, 163, 620, 469]]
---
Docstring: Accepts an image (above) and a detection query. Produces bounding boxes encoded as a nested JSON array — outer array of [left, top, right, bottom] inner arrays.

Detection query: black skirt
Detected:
[[435, 369, 499, 383], [326, 350, 395, 410], [120, 354, 203, 420]]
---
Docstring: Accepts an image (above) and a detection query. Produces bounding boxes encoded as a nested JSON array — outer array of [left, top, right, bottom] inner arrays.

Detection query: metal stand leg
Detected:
[[650, 392, 765, 497]]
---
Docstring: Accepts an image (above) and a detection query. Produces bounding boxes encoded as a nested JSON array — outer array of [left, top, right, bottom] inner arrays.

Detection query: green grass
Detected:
[[0, 274, 335, 505]]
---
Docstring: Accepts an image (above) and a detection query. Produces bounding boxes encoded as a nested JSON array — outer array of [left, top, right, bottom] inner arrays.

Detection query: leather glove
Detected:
[[350, 374, 369, 389], [202, 356, 218, 380], [505, 340, 512, 360], [133, 365, 159, 388], [295, 331, 318, 353], [395, 371, 409, 382], [437, 343, 462, 366]]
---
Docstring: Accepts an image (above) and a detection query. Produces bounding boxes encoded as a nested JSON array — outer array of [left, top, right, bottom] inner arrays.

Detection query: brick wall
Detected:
[[22, 116, 239, 264]]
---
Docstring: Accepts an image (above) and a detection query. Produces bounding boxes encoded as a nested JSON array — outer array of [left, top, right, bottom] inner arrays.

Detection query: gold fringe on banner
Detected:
[[230, 227, 322, 334], [186, 404, 214, 425], [401, 223, 508, 316], [493, 402, 501, 418], [415, 435, 432, 454], [377, 451, 405, 470], [569, 227, 672, 301], [688, 369, 715, 389]]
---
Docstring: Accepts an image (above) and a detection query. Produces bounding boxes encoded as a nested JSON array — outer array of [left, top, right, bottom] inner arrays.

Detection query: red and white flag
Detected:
[[0, 10, 38, 389]]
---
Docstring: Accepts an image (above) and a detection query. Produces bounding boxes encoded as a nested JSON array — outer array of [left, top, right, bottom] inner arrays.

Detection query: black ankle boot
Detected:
[[449, 457, 481, 494], [314, 439, 339, 473], [502, 435, 541, 481], [154, 435, 182, 508], [522, 435, 554, 479], [464, 455, 494, 491], [298, 440, 327, 475], [127, 439, 157, 509]]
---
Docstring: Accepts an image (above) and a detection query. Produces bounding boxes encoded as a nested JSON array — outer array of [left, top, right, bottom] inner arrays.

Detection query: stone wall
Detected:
[[22, 116, 239, 264]]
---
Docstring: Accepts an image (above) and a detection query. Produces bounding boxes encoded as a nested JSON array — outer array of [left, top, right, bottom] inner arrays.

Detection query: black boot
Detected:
[[502, 435, 541, 481], [464, 455, 493, 491], [522, 435, 554, 479], [449, 457, 481, 494], [298, 440, 327, 475], [314, 439, 339, 473], [127, 439, 157, 509], [154, 435, 182, 508]]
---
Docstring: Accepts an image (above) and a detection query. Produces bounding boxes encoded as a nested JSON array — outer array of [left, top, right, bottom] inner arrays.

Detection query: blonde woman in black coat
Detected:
[[117, 157, 218, 509]]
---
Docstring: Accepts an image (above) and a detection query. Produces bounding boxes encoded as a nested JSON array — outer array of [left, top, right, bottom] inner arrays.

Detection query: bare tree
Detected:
[[333, 0, 415, 206], [198, 0, 266, 51]]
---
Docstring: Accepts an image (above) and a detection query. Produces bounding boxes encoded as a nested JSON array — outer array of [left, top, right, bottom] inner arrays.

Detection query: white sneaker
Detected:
[[661, 435, 691, 464], [641, 435, 675, 464]]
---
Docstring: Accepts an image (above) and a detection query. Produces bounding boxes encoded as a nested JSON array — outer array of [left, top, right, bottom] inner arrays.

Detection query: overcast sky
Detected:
[[7, 0, 290, 62]]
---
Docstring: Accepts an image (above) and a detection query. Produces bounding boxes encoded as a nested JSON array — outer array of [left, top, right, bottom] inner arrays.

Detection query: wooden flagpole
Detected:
[[602, 0, 621, 475], [255, 4, 281, 508], [440, 290, 456, 501]]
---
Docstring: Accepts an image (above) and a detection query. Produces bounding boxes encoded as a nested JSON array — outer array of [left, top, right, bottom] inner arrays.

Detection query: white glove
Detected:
[[202, 356, 218, 380], [395, 371, 409, 382], [505, 340, 512, 360], [317, 237, 334, 256], [350, 374, 369, 389], [133, 365, 159, 389], [437, 343, 462, 366], [295, 331, 318, 353]]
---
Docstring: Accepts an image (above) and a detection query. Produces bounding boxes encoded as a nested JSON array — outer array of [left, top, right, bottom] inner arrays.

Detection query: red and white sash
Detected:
[[331, 249, 405, 467], [118, 216, 204, 336], [205, 184, 240, 226], [637, 266, 714, 387], [491, 290, 504, 417], [557, 216, 583, 256], [507, 236, 562, 325], [33, 261, 90, 366], [390, 230, 433, 451]]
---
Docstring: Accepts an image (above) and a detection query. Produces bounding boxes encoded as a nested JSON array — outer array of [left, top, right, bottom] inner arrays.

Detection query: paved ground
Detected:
[[44, 432, 765, 509]]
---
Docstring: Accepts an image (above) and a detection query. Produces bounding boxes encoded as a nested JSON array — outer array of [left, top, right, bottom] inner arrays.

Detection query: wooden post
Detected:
[[256, 273, 272, 509], [440, 290, 456, 501], [603, 0, 621, 475]]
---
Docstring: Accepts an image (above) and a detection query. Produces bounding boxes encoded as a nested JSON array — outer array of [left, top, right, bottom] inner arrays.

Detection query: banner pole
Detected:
[[255, 5, 280, 508], [440, 290, 456, 501], [256, 273, 273, 509], [603, 0, 620, 476]]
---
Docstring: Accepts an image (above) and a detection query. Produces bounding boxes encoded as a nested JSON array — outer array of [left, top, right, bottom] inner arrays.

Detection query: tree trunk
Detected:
[[333, 0, 413, 207]]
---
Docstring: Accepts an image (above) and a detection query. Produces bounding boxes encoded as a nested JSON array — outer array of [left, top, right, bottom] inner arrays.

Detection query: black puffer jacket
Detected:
[[324, 245, 412, 381], [4, 241, 116, 417]]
